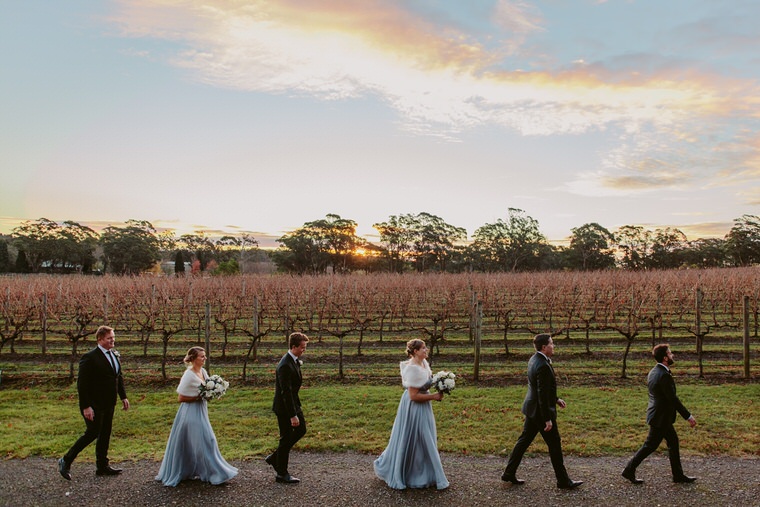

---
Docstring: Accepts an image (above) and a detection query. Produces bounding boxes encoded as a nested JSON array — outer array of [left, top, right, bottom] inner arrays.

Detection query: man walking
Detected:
[[501, 333, 582, 489], [622, 343, 697, 484], [266, 332, 309, 484], [58, 325, 129, 480]]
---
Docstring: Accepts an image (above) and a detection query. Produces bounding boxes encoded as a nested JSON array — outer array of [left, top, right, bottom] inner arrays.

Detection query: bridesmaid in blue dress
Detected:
[[374, 339, 449, 490], [155, 347, 238, 487]]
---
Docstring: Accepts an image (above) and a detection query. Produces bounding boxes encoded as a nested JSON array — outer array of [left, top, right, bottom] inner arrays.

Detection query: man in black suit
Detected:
[[266, 332, 309, 484], [501, 333, 582, 489], [622, 343, 697, 484], [58, 325, 129, 480]]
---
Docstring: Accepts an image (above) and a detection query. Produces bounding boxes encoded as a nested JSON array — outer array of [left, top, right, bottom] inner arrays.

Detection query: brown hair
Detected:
[[652, 343, 670, 363], [533, 333, 552, 351], [405, 339, 425, 357], [96, 325, 114, 341], [289, 332, 309, 349], [183, 346, 205, 365]]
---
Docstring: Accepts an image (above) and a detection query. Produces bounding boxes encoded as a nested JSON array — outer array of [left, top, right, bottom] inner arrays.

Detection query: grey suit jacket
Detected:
[[522, 352, 558, 423], [645, 363, 691, 427]]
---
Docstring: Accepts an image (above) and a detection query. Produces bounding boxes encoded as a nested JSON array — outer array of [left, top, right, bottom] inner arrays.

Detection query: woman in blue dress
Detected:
[[374, 339, 449, 490], [155, 347, 238, 487]]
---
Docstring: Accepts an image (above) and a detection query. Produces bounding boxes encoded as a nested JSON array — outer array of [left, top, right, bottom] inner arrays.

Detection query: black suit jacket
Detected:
[[522, 352, 558, 423], [645, 363, 690, 428], [273, 353, 302, 418], [77, 347, 127, 411]]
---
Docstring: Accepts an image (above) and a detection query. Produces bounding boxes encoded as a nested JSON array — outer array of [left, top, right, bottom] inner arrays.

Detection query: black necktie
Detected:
[[106, 351, 117, 373]]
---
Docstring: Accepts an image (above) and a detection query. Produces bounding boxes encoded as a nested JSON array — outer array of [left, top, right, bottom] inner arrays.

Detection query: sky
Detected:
[[1, 0, 759, 249]]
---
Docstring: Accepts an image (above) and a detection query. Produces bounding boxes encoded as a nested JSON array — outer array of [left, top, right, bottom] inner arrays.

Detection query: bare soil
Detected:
[[1, 452, 758, 507]]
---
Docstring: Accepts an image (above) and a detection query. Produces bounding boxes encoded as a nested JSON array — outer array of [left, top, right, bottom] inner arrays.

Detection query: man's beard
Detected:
[[665, 357, 674, 366]]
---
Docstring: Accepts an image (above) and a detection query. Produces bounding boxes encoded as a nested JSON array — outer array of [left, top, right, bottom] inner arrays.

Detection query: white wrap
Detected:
[[176, 367, 206, 397], [400, 359, 432, 389]]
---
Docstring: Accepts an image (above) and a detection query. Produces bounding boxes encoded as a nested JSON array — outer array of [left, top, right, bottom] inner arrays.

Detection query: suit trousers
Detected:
[[64, 403, 116, 469], [273, 411, 307, 475], [504, 416, 569, 483], [625, 424, 684, 477]]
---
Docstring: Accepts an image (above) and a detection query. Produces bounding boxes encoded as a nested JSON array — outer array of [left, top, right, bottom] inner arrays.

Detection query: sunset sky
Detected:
[[2, 0, 759, 248]]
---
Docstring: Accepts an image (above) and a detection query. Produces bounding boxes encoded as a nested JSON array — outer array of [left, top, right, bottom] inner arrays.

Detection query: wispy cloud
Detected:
[[111, 0, 760, 194]]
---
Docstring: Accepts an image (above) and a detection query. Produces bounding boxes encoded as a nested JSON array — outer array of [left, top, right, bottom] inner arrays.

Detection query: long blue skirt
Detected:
[[155, 401, 238, 487], [373, 390, 449, 490]]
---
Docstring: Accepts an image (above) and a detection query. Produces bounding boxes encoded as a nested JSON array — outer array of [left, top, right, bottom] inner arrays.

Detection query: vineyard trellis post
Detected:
[[205, 302, 211, 373], [103, 289, 109, 326], [744, 295, 751, 379], [696, 287, 704, 378], [473, 300, 482, 382], [469, 290, 477, 343], [284, 289, 291, 342], [41, 293, 47, 355], [652, 285, 662, 348]]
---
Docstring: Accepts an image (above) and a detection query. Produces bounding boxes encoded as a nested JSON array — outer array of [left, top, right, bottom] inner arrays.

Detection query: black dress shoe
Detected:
[[275, 474, 300, 484], [622, 469, 644, 484], [58, 458, 71, 480], [501, 473, 525, 485], [557, 479, 583, 489], [673, 475, 696, 483], [265, 454, 276, 469], [96, 466, 122, 476]]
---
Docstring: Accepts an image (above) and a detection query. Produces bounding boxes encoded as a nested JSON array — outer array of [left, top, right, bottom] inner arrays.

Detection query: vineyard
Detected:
[[0, 268, 758, 386]]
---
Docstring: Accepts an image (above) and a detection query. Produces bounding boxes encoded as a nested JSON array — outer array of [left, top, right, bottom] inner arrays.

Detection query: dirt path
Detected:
[[1, 453, 758, 507]]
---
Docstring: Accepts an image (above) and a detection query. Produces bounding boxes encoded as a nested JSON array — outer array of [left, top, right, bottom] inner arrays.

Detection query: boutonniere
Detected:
[[297, 359, 303, 366], [112, 350, 121, 358]]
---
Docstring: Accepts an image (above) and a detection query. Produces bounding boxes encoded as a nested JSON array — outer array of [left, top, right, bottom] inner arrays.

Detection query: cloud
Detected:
[[110, 0, 760, 193], [738, 187, 760, 206]]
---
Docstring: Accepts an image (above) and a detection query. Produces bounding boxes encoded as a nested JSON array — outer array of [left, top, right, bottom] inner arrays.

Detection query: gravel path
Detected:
[[1, 453, 758, 507]]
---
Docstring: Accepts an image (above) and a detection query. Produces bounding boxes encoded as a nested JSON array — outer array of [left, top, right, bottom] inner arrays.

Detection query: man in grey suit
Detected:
[[266, 332, 309, 484], [622, 343, 697, 484], [501, 333, 582, 489]]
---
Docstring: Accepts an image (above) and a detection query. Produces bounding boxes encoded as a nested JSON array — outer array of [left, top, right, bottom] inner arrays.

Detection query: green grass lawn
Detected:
[[2, 383, 757, 461]]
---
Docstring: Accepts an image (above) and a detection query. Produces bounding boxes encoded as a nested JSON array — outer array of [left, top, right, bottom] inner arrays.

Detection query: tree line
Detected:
[[1, 211, 758, 275]]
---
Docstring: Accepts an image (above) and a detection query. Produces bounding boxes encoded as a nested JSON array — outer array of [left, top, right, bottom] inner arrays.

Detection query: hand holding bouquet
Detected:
[[199, 374, 229, 400], [431, 371, 456, 395]]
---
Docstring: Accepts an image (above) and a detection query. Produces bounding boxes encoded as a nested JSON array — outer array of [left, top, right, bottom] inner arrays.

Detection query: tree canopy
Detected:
[[5, 213, 760, 275]]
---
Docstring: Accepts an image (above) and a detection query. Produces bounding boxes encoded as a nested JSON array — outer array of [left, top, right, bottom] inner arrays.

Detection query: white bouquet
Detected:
[[199, 374, 229, 400], [431, 371, 456, 395]]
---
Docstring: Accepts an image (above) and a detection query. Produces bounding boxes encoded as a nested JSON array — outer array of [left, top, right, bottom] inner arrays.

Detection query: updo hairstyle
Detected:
[[405, 339, 425, 357], [183, 346, 205, 366]]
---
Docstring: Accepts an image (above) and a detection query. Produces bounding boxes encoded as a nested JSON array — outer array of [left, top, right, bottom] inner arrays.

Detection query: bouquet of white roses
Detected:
[[431, 371, 456, 395], [199, 374, 229, 400]]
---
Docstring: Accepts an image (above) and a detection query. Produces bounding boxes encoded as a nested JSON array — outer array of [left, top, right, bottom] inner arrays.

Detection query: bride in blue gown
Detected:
[[155, 347, 238, 487], [374, 339, 449, 490]]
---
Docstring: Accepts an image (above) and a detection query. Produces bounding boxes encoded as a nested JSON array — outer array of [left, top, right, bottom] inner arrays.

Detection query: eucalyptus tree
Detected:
[[373, 214, 417, 273], [616, 225, 653, 270], [649, 227, 688, 269], [408, 212, 467, 272], [683, 238, 727, 268], [468, 208, 546, 272], [725, 214, 760, 267], [11, 218, 60, 272], [0, 238, 9, 273], [12, 218, 97, 272], [307, 214, 364, 273], [100, 219, 162, 274], [273, 214, 365, 274], [57, 221, 98, 272], [180, 233, 217, 271], [566, 222, 617, 271], [272, 229, 329, 274]]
